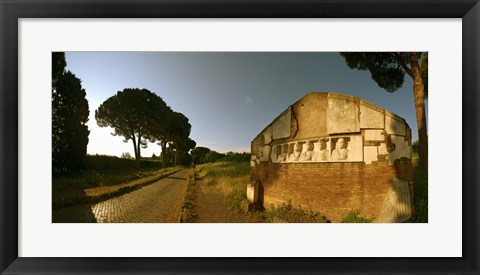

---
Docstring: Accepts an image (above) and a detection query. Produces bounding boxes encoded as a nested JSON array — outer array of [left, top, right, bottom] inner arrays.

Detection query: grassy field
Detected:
[[53, 166, 182, 209], [195, 161, 250, 212], [195, 157, 428, 223], [179, 169, 196, 223]]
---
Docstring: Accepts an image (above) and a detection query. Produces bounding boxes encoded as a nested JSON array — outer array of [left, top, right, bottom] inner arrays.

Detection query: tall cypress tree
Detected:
[[52, 52, 90, 172]]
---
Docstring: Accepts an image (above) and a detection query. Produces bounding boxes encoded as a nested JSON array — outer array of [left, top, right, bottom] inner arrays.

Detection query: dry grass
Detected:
[[195, 162, 250, 211]]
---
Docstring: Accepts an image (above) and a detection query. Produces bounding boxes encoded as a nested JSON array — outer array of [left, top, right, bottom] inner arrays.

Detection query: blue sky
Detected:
[[65, 52, 427, 157]]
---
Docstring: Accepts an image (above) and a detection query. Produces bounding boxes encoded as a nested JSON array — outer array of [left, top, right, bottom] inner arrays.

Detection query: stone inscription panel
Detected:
[[272, 108, 292, 139], [270, 135, 363, 163], [327, 96, 360, 134]]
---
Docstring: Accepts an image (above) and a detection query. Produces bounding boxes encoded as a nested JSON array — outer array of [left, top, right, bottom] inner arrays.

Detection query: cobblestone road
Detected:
[[53, 169, 190, 223]]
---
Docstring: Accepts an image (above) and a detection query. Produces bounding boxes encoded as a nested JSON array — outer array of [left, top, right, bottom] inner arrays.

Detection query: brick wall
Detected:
[[252, 158, 413, 222]]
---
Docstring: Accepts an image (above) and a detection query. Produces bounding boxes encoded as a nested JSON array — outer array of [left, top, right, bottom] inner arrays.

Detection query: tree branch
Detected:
[[393, 52, 413, 78]]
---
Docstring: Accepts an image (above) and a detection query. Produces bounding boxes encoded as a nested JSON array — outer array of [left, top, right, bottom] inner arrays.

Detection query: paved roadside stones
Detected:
[[53, 169, 189, 223]]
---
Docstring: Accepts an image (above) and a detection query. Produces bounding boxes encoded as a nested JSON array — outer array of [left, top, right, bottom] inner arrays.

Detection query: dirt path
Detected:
[[189, 179, 258, 223], [53, 169, 189, 223]]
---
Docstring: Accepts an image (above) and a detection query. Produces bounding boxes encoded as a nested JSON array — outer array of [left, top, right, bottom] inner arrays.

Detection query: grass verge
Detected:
[[341, 210, 373, 223], [195, 162, 250, 213], [53, 166, 183, 209], [179, 169, 196, 223], [265, 201, 328, 223]]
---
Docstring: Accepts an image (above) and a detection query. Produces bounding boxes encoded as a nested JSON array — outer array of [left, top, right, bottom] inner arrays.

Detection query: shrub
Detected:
[[84, 154, 162, 171], [341, 210, 372, 223], [412, 158, 428, 223], [267, 201, 328, 223]]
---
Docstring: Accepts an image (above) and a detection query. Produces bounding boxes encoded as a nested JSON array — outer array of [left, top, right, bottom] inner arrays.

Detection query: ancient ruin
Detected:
[[249, 92, 413, 222]]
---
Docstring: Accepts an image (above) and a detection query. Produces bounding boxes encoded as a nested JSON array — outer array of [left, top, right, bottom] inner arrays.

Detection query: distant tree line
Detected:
[[190, 146, 250, 164]]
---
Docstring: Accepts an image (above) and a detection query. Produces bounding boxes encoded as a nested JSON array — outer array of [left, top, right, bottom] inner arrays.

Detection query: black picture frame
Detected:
[[1, 0, 479, 274]]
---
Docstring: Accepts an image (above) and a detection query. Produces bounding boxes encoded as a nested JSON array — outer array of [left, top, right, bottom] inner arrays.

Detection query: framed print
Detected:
[[1, 0, 479, 274]]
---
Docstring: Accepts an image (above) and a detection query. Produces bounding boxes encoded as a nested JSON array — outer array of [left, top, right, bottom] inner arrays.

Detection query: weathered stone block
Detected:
[[263, 126, 273, 144], [247, 181, 259, 203], [378, 177, 412, 222], [291, 93, 328, 139], [360, 102, 384, 129], [385, 114, 406, 136], [364, 146, 378, 165], [272, 108, 292, 139], [327, 94, 360, 134], [364, 129, 385, 141], [257, 146, 271, 162], [378, 143, 388, 155], [386, 135, 411, 165]]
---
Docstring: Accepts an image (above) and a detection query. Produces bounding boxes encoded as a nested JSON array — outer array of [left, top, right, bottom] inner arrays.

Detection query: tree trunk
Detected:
[[161, 141, 167, 169], [174, 146, 179, 166], [409, 53, 428, 175], [137, 135, 142, 168], [131, 136, 140, 169]]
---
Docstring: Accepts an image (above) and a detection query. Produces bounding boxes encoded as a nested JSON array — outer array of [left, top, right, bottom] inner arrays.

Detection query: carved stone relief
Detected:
[[250, 155, 256, 167], [257, 146, 271, 162], [270, 135, 363, 163]]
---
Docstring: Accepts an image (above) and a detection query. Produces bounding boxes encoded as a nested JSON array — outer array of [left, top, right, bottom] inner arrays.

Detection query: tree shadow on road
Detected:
[[165, 176, 187, 181], [52, 201, 97, 223]]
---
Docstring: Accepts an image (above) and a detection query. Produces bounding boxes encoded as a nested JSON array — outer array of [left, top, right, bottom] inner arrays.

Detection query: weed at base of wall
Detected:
[[266, 201, 329, 223], [341, 210, 373, 223]]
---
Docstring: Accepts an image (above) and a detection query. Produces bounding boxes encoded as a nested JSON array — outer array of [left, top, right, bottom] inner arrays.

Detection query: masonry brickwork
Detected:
[[253, 153, 413, 222]]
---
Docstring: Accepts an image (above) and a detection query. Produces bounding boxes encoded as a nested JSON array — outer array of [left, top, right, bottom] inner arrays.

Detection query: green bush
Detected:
[[84, 155, 162, 170], [341, 210, 372, 223], [267, 201, 328, 223], [412, 157, 428, 223], [225, 185, 247, 211]]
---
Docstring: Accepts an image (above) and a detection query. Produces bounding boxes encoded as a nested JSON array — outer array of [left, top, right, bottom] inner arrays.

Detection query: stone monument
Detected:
[[249, 92, 414, 222]]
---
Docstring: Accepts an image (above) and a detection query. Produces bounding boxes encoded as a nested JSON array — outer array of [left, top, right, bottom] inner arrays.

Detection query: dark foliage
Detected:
[[412, 140, 419, 154], [52, 52, 90, 172], [85, 155, 161, 170], [95, 88, 170, 166], [154, 111, 194, 167], [340, 52, 407, 92], [204, 150, 251, 163], [191, 146, 211, 164]]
